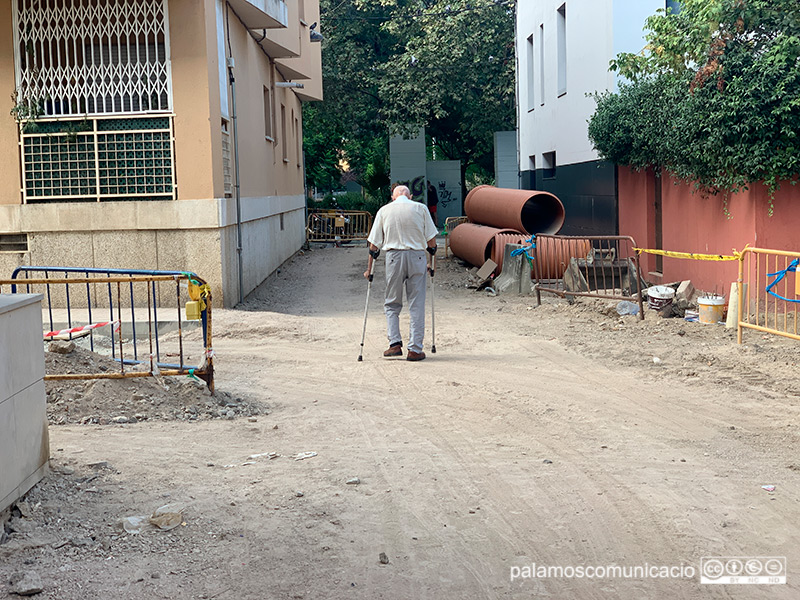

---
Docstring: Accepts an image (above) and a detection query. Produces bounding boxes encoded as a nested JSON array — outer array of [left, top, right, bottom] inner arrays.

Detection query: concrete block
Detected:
[[676, 280, 695, 303], [494, 244, 532, 295], [0, 294, 47, 514], [0, 395, 19, 506], [476, 259, 498, 281], [13, 380, 49, 494], [0, 295, 44, 400]]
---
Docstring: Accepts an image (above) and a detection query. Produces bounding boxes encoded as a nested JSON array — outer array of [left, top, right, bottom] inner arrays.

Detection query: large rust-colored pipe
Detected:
[[465, 185, 565, 235], [450, 223, 521, 269]]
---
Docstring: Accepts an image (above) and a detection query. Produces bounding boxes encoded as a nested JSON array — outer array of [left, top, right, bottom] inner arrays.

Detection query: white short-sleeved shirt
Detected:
[[368, 196, 438, 251]]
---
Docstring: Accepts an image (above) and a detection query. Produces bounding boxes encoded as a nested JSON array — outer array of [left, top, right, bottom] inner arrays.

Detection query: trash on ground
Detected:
[[121, 516, 148, 534], [346, 477, 361, 485], [616, 301, 639, 316], [762, 485, 776, 492], [294, 451, 318, 461], [249, 452, 279, 460], [149, 504, 185, 531]]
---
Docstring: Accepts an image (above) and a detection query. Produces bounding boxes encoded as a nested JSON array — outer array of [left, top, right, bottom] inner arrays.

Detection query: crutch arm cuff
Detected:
[[426, 245, 437, 256], [369, 248, 380, 260]]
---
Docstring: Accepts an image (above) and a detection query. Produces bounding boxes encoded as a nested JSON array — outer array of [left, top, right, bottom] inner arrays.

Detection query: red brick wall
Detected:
[[618, 166, 799, 295]]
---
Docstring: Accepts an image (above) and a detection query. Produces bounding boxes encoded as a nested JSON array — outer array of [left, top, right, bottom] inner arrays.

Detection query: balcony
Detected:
[[227, 0, 288, 29]]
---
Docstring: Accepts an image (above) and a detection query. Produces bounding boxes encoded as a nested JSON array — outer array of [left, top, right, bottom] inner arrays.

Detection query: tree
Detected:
[[303, 0, 397, 195], [304, 0, 516, 201], [588, 0, 800, 210]]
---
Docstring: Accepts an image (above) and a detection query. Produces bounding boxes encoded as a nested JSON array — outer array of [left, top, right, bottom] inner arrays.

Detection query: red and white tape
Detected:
[[44, 320, 120, 339]]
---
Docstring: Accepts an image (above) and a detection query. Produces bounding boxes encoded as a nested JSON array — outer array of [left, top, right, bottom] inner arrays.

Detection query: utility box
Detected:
[[0, 294, 49, 514]]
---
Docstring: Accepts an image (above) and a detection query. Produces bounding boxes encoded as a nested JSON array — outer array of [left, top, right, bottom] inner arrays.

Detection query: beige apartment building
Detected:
[[0, 0, 322, 307]]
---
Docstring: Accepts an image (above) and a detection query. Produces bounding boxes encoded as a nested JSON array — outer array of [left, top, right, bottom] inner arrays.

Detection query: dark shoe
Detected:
[[406, 350, 426, 361], [383, 343, 402, 357]]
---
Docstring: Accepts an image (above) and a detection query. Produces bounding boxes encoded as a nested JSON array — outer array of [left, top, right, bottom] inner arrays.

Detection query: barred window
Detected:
[[13, 0, 172, 117], [21, 117, 176, 203]]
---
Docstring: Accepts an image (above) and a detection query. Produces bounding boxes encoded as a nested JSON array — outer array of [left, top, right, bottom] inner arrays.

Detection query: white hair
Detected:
[[392, 185, 411, 199]]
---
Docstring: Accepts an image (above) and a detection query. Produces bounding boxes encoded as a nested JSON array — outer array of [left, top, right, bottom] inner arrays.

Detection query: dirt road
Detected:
[[3, 245, 800, 599]]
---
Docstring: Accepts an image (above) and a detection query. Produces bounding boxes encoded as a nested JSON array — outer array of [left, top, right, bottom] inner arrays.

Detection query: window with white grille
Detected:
[[13, 0, 173, 117], [21, 117, 177, 203]]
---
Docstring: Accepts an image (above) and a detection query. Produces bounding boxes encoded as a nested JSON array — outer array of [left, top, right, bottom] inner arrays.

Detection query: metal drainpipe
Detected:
[[226, 4, 244, 305], [302, 149, 310, 250]]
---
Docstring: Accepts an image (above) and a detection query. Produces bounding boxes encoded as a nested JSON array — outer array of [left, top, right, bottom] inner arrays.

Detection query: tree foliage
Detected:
[[303, 0, 515, 197], [588, 0, 800, 207]]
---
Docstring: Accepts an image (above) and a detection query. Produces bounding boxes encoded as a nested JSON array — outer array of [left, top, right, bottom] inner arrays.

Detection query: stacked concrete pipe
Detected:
[[450, 186, 567, 276], [449, 224, 521, 271], [464, 185, 565, 236]]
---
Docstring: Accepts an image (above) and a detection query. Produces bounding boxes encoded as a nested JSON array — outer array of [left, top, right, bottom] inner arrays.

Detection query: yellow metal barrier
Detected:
[[306, 210, 373, 244], [737, 247, 800, 343], [444, 216, 469, 257]]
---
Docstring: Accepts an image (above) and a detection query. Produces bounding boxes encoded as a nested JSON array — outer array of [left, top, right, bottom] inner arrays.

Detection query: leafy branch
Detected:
[[590, 0, 800, 215]]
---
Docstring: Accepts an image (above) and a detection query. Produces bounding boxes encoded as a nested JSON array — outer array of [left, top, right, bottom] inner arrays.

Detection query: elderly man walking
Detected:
[[364, 185, 438, 361]]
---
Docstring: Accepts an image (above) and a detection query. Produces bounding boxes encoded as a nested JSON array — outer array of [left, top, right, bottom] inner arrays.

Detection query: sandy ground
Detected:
[[3, 244, 800, 599]]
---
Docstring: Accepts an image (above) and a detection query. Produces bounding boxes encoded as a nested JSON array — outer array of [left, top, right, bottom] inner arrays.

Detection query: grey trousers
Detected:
[[384, 249, 427, 353]]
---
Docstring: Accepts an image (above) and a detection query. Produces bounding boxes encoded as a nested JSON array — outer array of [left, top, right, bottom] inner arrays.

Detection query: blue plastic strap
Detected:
[[510, 236, 537, 260], [766, 258, 800, 303]]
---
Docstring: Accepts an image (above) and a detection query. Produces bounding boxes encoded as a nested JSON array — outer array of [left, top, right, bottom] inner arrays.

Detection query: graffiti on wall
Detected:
[[436, 181, 457, 208], [397, 175, 426, 201]]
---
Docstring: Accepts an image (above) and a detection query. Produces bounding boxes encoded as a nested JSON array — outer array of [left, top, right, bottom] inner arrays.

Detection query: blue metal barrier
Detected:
[[3, 267, 214, 390]]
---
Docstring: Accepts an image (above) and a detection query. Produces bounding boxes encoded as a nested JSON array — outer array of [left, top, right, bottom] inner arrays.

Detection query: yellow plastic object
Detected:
[[185, 300, 202, 321], [188, 282, 202, 301]]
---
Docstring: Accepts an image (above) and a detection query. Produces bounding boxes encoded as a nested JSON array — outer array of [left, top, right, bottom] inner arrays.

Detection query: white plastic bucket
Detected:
[[698, 296, 725, 324], [647, 285, 676, 311]]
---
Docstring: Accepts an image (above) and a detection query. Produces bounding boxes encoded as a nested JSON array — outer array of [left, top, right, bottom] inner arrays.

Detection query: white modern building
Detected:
[[516, 0, 676, 235]]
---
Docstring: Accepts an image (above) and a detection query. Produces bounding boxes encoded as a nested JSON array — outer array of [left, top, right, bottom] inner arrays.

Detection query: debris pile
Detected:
[[45, 345, 266, 425]]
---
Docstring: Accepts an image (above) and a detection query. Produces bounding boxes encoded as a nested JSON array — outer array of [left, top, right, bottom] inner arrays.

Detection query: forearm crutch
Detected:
[[358, 250, 378, 362], [429, 251, 437, 354]]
